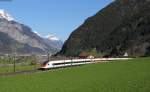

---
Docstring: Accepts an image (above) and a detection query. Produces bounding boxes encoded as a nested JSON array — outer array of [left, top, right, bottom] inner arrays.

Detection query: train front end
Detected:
[[40, 61, 50, 70]]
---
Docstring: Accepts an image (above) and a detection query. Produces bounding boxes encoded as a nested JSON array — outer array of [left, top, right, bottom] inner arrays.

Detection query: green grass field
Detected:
[[0, 56, 38, 73], [0, 65, 38, 73], [0, 58, 150, 92]]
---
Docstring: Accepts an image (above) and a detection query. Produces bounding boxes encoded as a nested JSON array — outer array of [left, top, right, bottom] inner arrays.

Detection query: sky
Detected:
[[0, 0, 113, 41]]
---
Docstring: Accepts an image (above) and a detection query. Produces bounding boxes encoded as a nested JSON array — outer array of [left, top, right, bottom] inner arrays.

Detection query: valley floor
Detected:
[[0, 57, 150, 92]]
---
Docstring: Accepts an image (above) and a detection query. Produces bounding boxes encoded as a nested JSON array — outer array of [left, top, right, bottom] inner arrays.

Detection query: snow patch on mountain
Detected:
[[45, 35, 63, 50], [46, 35, 60, 41], [0, 9, 14, 21], [34, 31, 42, 36]]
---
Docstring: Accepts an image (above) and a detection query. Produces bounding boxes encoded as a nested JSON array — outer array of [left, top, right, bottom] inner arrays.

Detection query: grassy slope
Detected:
[[0, 58, 150, 92]]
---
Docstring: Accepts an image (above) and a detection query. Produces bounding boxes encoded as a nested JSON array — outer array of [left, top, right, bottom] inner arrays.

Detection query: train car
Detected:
[[40, 58, 132, 70], [40, 59, 94, 70]]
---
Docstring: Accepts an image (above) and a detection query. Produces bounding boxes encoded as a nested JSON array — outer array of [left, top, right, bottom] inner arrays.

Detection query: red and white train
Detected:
[[40, 58, 131, 70]]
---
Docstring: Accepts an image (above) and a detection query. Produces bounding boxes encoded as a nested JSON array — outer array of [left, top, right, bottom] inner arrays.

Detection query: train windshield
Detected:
[[42, 61, 49, 65]]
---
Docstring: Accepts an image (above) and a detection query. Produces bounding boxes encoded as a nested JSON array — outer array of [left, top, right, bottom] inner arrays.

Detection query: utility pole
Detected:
[[47, 53, 50, 61], [12, 44, 19, 73], [13, 52, 16, 72], [47, 49, 51, 61], [34, 54, 37, 70]]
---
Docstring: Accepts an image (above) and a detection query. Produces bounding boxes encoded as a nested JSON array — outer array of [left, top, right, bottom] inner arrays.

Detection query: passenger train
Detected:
[[40, 58, 131, 70]]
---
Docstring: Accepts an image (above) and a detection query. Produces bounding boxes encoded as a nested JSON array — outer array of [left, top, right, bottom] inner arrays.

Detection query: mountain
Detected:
[[0, 10, 58, 54], [59, 0, 150, 57], [45, 35, 63, 50], [33, 31, 63, 51], [0, 9, 14, 21]]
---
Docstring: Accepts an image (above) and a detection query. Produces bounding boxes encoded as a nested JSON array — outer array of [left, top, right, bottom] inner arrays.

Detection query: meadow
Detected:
[[0, 57, 150, 92], [0, 65, 38, 73], [0, 56, 38, 73]]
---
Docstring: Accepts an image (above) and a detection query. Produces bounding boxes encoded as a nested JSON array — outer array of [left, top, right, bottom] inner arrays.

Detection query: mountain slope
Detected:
[[0, 10, 57, 54], [59, 0, 150, 57]]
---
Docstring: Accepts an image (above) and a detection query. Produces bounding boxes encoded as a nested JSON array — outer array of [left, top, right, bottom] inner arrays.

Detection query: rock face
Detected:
[[0, 10, 58, 54], [59, 0, 150, 57]]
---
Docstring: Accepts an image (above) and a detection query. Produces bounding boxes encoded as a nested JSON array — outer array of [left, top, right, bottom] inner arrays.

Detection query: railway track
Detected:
[[0, 65, 82, 76], [0, 58, 132, 76], [0, 62, 92, 76]]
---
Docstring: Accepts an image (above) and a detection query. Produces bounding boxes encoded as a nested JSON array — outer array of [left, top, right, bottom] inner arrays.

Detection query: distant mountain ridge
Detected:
[[0, 10, 61, 54], [45, 35, 63, 50], [59, 0, 150, 57], [33, 31, 63, 50]]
